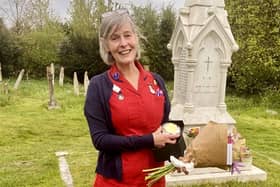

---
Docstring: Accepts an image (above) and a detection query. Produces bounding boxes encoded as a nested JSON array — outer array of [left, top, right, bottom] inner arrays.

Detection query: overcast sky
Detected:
[[50, 0, 185, 21], [0, 0, 185, 26]]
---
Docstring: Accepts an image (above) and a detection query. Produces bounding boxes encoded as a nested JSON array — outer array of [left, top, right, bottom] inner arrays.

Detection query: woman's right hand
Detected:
[[152, 126, 180, 148]]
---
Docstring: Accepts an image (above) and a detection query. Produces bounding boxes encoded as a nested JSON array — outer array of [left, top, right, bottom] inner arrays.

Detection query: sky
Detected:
[[50, 0, 186, 21], [0, 0, 185, 26]]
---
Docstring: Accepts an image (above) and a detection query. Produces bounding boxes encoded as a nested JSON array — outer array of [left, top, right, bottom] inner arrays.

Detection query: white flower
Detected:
[[170, 156, 194, 173]]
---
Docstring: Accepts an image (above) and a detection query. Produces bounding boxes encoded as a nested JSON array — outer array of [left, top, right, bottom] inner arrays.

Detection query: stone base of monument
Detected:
[[166, 165, 267, 186]]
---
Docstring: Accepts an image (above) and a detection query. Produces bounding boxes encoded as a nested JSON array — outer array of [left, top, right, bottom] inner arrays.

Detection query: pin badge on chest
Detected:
[[112, 72, 120, 81], [113, 84, 124, 101], [153, 79, 157, 85], [118, 93, 124, 100]]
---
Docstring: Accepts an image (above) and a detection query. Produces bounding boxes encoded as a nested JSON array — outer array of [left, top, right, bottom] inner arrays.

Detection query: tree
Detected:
[[155, 5, 176, 80], [132, 4, 160, 67], [0, 0, 33, 34], [59, 0, 111, 80], [132, 3, 175, 80], [226, 0, 280, 94], [18, 0, 65, 77], [0, 18, 21, 77]]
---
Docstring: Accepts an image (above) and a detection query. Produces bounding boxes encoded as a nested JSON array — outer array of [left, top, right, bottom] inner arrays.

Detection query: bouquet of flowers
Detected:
[[143, 156, 194, 187]]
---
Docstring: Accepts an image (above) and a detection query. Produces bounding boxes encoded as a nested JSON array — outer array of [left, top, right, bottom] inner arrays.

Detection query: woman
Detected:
[[84, 9, 179, 187]]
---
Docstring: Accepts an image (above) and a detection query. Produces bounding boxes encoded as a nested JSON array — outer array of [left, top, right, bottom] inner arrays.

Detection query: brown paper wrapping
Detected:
[[183, 121, 237, 168]]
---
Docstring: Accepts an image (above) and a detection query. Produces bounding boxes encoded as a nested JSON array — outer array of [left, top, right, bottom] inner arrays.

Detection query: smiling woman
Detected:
[[84, 8, 178, 187]]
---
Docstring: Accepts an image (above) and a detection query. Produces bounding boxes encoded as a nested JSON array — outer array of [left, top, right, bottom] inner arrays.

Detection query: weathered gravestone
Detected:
[[166, 0, 266, 185], [50, 63, 55, 86], [55, 151, 74, 187], [59, 66, 64, 87], [47, 66, 59, 109], [73, 72, 79, 96], [84, 71, 89, 96], [14, 69, 25, 89]]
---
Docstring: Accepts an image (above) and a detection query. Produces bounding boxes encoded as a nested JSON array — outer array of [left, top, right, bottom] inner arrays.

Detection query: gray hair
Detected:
[[99, 9, 141, 65]]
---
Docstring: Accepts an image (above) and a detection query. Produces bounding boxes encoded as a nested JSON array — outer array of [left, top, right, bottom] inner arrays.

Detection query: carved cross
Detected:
[[204, 56, 213, 72]]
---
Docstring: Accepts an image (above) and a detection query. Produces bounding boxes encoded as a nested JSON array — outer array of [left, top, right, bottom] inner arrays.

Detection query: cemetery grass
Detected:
[[0, 80, 279, 187]]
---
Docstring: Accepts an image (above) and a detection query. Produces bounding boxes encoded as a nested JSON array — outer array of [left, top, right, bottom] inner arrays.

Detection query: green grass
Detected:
[[1, 80, 280, 187]]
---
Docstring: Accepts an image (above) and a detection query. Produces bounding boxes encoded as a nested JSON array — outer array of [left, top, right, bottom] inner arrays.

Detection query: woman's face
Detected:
[[106, 22, 138, 65]]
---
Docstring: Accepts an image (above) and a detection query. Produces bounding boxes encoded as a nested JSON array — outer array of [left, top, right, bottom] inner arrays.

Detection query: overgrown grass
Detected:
[[0, 80, 280, 187]]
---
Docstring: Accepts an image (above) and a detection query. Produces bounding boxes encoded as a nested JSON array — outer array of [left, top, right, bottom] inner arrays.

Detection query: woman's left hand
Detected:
[[152, 126, 179, 148]]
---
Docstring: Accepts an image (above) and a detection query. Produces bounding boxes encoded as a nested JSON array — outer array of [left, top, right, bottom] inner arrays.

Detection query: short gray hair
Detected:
[[99, 9, 141, 65]]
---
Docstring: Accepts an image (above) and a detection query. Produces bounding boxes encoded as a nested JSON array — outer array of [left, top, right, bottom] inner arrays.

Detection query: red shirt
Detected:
[[94, 62, 165, 187]]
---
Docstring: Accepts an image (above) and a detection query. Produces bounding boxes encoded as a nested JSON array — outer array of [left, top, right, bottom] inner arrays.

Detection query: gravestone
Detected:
[[50, 63, 55, 86], [47, 66, 59, 109], [168, 0, 238, 126], [14, 69, 25, 89], [55, 151, 74, 187], [84, 71, 89, 96], [73, 72, 79, 96], [59, 66, 64, 87], [166, 0, 267, 185], [0, 63, 2, 82]]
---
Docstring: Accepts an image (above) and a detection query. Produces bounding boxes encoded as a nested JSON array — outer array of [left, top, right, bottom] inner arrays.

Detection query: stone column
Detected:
[[184, 59, 197, 112], [14, 69, 25, 89], [172, 59, 180, 104], [218, 62, 230, 112]]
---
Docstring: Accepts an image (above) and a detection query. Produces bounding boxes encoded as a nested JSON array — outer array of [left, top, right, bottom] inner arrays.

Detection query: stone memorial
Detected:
[[14, 69, 25, 89], [50, 63, 55, 86], [59, 66, 64, 87], [73, 72, 79, 96], [166, 0, 267, 185], [55, 151, 74, 187], [84, 71, 89, 96], [47, 66, 59, 109], [168, 0, 239, 126]]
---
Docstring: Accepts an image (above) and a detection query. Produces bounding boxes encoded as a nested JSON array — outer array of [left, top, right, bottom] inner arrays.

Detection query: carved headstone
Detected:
[[168, 0, 239, 126], [84, 71, 89, 96], [59, 66, 64, 87], [14, 69, 25, 89], [73, 72, 79, 96], [165, 1, 267, 186]]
